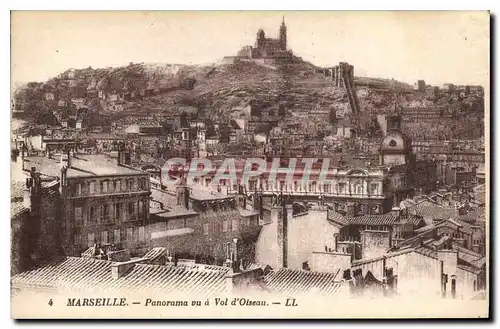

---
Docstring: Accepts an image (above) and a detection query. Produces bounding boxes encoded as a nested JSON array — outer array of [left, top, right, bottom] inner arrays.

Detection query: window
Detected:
[[115, 203, 121, 221], [101, 181, 108, 193], [74, 233, 82, 247], [451, 277, 457, 299], [75, 207, 83, 222], [139, 178, 146, 190], [76, 183, 82, 196], [128, 202, 135, 219], [389, 139, 397, 147], [89, 206, 95, 225], [102, 204, 109, 222], [133, 179, 138, 190], [101, 231, 108, 244], [139, 226, 145, 241], [226, 242, 231, 259], [127, 228, 133, 241], [138, 200, 145, 218], [223, 220, 228, 232], [96, 205, 103, 223], [203, 223, 209, 236], [87, 233, 95, 247], [114, 229, 121, 244], [232, 219, 238, 231], [128, 179, 134, 191], [89, 181, 95, 194]]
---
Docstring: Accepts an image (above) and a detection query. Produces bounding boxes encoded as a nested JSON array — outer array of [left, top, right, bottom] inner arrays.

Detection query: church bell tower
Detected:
[[279, 16, 287, 51]]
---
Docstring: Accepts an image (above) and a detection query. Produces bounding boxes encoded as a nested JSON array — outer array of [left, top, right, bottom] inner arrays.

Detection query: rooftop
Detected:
[[11, 256, 229, 298], [11, 201, 29, 218], [407, 200, 459, 224], [23, 154, 145, 178], [264, 268, 344, 297], [150, 187, 198, 217]]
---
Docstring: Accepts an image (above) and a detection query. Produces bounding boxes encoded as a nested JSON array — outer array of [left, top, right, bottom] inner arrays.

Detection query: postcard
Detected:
[[10, 11, 489, 319]]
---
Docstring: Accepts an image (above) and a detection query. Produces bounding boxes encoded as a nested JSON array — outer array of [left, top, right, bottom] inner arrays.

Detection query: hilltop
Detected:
[[11, 58, 484, 140]]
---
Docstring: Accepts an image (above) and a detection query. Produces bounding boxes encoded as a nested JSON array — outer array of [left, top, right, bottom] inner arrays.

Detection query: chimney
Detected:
[[346, 202, 356, 217], [108, 250, 131, 262], [176, 185, 190, 209], [59, 165, 68, 195], [45, 145, 51, 159], [111, 260, 136, 279], [23, 184, 31, 210], [67, 149, 72, 168], [21, 147, 25, 171], [285, 204, 293, 221]]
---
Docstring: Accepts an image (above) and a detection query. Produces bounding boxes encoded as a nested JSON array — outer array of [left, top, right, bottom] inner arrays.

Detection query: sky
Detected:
[[11, 11, 490, 87]]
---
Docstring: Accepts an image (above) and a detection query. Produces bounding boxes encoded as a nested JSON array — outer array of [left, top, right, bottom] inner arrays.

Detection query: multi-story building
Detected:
[[149, 178, 262, 266], [19, 150, 151, 257]]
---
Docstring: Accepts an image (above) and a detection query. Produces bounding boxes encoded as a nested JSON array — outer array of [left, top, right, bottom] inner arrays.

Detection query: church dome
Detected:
[[379, 130, 412, 153]]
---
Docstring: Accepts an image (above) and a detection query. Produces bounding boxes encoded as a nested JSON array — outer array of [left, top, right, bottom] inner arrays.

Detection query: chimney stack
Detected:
[[176, 185, 190, 209], [346, 202, 356, 217], [111, 260, 136, 279], [67, 149, 72, 168], [21, 147, 25, 171]]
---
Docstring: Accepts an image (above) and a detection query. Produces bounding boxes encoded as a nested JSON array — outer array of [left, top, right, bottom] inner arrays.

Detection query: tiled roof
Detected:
[[414, 246, 438, 259], [142, 247, 167, 262], [41, 180, 59, 189], [264, 268, 344, 297], [11, 201, 29, 218], [452, 244, 486, 268], [172, 262, 231, 273], [327, 211, 349, 226], [408, 200, 459, 224], [11, 182, 24, 201], [11, 256, 229, 297], [346, 212, 399, 226], [459, 208, 486, 223], [150, 188, 198, 216], [457, 264, 482, 275]]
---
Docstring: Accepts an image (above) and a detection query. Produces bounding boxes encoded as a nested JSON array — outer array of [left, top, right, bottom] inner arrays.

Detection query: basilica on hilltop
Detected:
[[223, 17, 294, 64]]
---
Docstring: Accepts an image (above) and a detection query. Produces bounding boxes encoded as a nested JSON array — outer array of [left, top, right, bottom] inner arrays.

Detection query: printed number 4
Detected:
[[48, 299, 53, 306]]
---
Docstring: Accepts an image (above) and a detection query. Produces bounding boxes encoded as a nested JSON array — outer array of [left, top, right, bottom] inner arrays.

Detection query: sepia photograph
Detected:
[[9, 10, 490, 319]]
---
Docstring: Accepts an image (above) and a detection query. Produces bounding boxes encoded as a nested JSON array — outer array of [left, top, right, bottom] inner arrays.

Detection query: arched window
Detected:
[[389, 139, 397, 147]]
